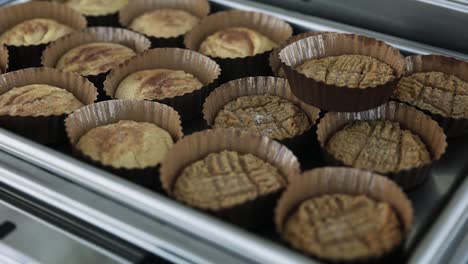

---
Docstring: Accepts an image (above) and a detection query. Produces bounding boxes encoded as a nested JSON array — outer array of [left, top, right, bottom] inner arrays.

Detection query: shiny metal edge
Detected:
[[0, 0, 466, 263]]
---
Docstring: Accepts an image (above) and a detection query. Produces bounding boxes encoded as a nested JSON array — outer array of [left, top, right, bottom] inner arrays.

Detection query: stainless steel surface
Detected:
[[0, 200, 127, 264], [0, 0, 467, 263], [255, 0, 468, 54], [0, 242, 40, 264]]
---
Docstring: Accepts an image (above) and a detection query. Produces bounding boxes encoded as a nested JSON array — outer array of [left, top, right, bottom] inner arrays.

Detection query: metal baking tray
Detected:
[[0, 0, 467, 263]]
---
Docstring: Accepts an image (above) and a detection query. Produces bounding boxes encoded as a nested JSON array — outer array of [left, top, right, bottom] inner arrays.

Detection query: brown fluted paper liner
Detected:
[[203, 76, 321, 154], [269, 31, 326, 77], [185, 10, 293, 82], [395, 55, 468, 138], [160, 128, 301, 228], [0, 1, 86, 71], [42, 27, 151, 100], [104, 48, 221, 121], [0, 45, 8, 73], [316, 101, 447, 190], [275, 166, 413, 263], [279, 32, 405, 112], [119, 0, 210, 48], [0, 67, 97, 145], [65, 99, 183, 189]]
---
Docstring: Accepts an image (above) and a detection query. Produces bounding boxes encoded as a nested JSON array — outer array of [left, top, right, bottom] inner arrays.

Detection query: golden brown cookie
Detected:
[[395, 71, 468, 118], [0, 84, 83, 116], [77, 120, 174, 169], [56, 42, 136, 76], [65, 0, 128, 16], [129, 8, 200, 38], [0, 18, 75, 46], [214, 95, 311, 140], [326, 121, 431, 173], [199, 27, 277, 59], [296, 55, 395, 88], [284, 194, 402, 261], [174, 150, 286, 210], [114, 69, 203, 100]]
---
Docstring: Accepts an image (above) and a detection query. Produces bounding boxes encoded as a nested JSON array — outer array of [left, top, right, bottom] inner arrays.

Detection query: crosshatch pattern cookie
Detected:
[[199, 27, 278, 59], [326, 121, 431, 174], [284, 193, 403, 260], [396, 71, 468, 118], [0, 84, 83, 116], [174, 150, 287, 210], [56, 42, 136, 76], [214, 95, 310, 141], [296, 54, 395, 88]]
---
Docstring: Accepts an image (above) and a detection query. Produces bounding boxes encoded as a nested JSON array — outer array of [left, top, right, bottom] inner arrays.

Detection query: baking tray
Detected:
[[0, 0, 467, 263]]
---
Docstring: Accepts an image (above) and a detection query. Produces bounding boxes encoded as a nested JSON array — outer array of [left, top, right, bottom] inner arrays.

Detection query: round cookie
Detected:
[[0, 84, 83, 116], [214, 95, 311, 140], [296, 54, 395, 88], [283, 193, 403, 261], [173, 150, 286, 210], [395, 71, 468, 118], [129, 8, 200, 38], [0, 18, 75, 46], [199, 27, 277, 59], [114, 69, 203, 100], [65, 0, 128, 16], [56, 42, 136, 76], [326, 121, 431, 173], [77, 120, 174, 169]]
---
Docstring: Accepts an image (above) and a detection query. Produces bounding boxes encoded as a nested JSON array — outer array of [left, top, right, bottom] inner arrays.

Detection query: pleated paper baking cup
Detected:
[[394, 55, 468, 138], [0, 67, 97, 145], [275, 167, 413, 263], [42, 27, 151, 100], [279, 32, 406, 112], [119, 0, 210, 48], [0, 1, 86, 71], [316, 101, 447, 190], [269, 31, 326, 78], [160, 128, 301, 229], [185, 10, 293, 83], [65, 99, 183, 190], [32, 0, 127, 27], [203, 76, 321, 155], [104, 48, 221, 121], [0, 45, 8, 73]]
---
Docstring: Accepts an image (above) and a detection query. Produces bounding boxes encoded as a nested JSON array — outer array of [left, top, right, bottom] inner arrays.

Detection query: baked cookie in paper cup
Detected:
[[65, 99, 183, 190], [42, 27, 151, 101], [394, 54, 468, 138], [160, 128, 301, 229], [275, 167, 413, 263], [269, 31, 326, 78], [279, 32, 406, 112], [185, 10, 293, 83], [203, 76, 320, 156], [316, 101, 447, 190], [33, 0, 129, 27], [120, 0, 210, 48], [0, 1, 86, 71], [0, 45, 8, 74], [0, 67, 97, 145], [104, 48, 221, 121]]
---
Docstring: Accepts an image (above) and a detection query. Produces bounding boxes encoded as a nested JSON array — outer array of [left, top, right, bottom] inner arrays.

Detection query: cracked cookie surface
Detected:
[[284, 194, 403, 261], [296, 55, 395, 88], [395, 71, 468, 118], [199, 27, 277, 59], [56, 42, 136, 76], [77, 120, 174, 169], [0, 84, 83, 116], [174, 150, 286, 210], [214, 95, 311, 140], [65, 0, 128, 16], [326, 121, 430, 174], [115, 69, 203, 100]]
